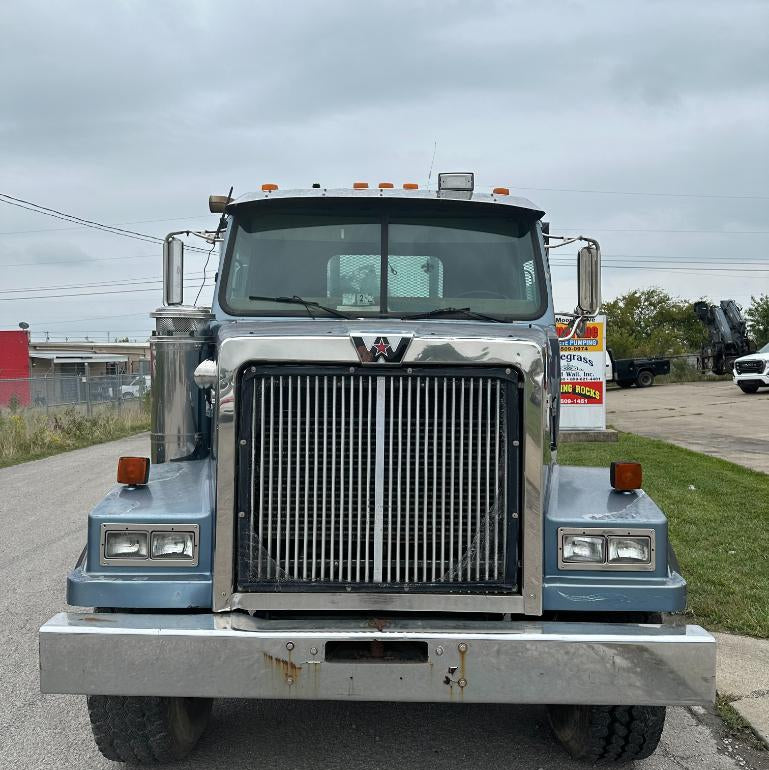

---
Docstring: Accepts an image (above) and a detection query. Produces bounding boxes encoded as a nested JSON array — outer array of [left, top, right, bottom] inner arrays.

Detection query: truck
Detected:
[[606, 349, 670, 388], [732, 342, 769, 393], [120, 374, 151, 399], [694, 299, 754, 375], [39, 173, 716, 764]]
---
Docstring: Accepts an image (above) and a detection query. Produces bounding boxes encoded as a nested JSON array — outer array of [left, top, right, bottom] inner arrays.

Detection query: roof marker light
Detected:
[[403, 183, 419, 190], [261, 183, 278, 192], [353, 182, 369, 189], [378, 182, 394, 189], [493, 187, 510, 195]]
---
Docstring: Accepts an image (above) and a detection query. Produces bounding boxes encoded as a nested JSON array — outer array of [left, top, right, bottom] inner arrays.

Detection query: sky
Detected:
[[1, 0, 768, 341]]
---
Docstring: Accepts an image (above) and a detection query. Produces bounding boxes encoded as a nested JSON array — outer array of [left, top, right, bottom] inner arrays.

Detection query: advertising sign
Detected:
[[556, 315, 606, 430]]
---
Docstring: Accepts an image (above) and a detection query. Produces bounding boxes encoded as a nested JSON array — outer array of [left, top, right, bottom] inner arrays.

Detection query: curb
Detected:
[[713, 632, 769, 747]]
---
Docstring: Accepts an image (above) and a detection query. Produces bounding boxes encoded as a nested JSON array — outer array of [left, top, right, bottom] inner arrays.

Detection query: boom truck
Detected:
[[39, 174, 716, 764]]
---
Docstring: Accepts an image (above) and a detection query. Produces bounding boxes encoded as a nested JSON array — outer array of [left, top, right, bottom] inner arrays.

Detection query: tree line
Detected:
[[601, 289, 769, 359]]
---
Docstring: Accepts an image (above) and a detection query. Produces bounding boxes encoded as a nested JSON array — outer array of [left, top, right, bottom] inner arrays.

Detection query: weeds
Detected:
[[0, 404, 150, 468], [716, 694, 767, 751]]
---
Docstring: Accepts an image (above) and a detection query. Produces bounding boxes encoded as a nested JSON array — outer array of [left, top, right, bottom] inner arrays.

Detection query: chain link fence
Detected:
[[0, 374, 151, 415]]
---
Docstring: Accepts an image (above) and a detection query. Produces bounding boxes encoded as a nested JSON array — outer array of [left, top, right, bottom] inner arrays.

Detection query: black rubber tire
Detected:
[[635, 370, 654, 388], [547, 704, 666, 764], [87, 695, 212, 764], [738, 382, 760, 394], [617, 380, 633, 389]]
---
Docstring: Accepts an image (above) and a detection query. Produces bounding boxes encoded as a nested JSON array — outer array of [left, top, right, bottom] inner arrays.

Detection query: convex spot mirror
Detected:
[[163, 237, 184, 306], [577, 244, 601, 315]]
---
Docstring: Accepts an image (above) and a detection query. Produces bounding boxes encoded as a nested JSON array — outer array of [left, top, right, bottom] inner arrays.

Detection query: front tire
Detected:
[[738, 382, 760, 394], [87, 695, 212, 764], [547, 704, 666, 764]]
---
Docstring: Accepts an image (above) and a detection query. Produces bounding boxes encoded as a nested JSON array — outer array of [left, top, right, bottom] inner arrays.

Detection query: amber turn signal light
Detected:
[[610, 461, 642, 491], [117, 456, 150, 486]]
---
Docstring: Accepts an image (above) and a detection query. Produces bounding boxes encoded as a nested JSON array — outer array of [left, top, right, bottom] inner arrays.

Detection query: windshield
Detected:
[[221, 200, 545, 319], [760, 342, 769, 354]]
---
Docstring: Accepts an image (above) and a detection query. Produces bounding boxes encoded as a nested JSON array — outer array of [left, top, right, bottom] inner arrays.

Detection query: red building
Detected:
[[0, 330, 31, 407]]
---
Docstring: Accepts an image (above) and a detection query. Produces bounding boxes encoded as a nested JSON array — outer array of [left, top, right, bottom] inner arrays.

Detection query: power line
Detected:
[[0, 215, 209, 236], [0, 281, 207, 302], [550, 263, 769, 273], [0, 250, 214, 267], [556, 226, 769, 235], [0, 196, 161, 245], [0, 272, 205, 295], [0, 194, 210, 252], [31, 312, 151, 325], [512, 185, 769, 201]]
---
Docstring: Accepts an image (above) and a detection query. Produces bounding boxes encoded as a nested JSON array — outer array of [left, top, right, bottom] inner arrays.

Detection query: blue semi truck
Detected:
[[39, 173, 715, 764]]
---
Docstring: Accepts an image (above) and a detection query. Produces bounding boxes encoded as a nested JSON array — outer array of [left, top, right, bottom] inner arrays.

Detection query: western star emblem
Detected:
[[351, 334, 413, 364]]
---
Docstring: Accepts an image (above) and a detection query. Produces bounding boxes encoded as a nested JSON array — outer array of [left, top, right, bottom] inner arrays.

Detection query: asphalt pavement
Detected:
[[2, 433, 767, 769], [607, 380, 769, 473]]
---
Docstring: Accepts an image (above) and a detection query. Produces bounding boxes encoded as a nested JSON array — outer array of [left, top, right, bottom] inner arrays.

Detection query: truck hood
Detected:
[[734, 351, 769, 363], [214, 318, 550, 369]]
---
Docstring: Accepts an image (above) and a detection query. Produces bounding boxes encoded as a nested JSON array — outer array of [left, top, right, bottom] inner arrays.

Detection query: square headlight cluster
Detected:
[[101, 524, 198, 566], [559, 528, 655, 571]]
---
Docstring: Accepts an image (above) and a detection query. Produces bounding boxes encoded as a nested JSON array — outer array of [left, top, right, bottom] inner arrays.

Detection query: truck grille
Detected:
[[736, 360, 764, 374], [236, 367, 519, 591]]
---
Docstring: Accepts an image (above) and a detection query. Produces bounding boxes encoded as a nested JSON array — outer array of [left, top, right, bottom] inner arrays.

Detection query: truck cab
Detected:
[[39, 175, 715, 765]]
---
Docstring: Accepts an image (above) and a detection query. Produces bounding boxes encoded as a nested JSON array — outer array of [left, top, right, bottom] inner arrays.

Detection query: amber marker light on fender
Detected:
[[117, 456, 150, 486], [610, 461, 642, 491]]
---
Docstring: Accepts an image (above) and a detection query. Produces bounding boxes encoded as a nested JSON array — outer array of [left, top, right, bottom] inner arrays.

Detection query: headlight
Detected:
[[608, 536, 651, 564], [558, 527, 656, 571], [105, 531, 148, 559], [100, 524, 198, 566], [562, 535, 605, 563], [151, 531, 194, 559]]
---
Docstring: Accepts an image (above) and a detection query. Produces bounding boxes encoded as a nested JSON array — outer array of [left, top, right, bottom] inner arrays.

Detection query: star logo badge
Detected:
[[350, 334, 413, 364]]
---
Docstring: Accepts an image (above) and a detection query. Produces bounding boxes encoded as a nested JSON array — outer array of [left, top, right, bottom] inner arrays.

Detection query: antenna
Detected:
[[426, 140, 438, 189]]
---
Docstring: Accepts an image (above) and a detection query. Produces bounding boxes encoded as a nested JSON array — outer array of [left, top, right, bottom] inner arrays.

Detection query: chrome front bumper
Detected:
[[40, 613, 715, 706]]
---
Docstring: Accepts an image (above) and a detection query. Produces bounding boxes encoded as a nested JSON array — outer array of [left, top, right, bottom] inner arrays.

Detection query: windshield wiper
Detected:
[[404, 307, 505, 323], [248, 295, 351, 319]]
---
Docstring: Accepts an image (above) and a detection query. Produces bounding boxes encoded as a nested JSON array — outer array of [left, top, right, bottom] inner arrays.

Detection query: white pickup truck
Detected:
[[733, 342, 769, 393], [120, 375, 151, 399]]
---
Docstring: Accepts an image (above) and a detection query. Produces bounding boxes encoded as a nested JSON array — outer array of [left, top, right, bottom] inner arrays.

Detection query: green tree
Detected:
[[745, 294, 769, 347], [602, 288, 706, 358]]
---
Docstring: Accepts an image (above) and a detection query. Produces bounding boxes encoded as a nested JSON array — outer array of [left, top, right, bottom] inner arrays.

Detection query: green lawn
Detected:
[[558, 433, 769, 639]]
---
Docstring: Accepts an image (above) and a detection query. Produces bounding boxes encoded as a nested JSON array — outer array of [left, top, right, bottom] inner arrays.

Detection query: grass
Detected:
[[0, 404, 150, 469], [558, 432, 769, 639], [715, 694, 767, 751]]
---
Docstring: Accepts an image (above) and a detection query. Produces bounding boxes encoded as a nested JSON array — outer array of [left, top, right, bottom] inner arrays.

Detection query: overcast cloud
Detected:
[[1, 0, 767, 340]]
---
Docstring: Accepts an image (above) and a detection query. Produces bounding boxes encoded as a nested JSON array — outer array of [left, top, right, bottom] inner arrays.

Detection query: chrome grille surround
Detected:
[[235, 367, 519, 592], [212, 326, 550, 615]]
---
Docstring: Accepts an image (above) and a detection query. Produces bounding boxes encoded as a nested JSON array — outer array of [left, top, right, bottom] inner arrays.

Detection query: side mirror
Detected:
[[163, 237, 184, 306], [577, 244, 601, 315]]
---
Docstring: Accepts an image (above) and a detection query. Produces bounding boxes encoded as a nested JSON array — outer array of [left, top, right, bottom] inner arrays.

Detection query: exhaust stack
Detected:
[[149, 307, 214, 463]]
